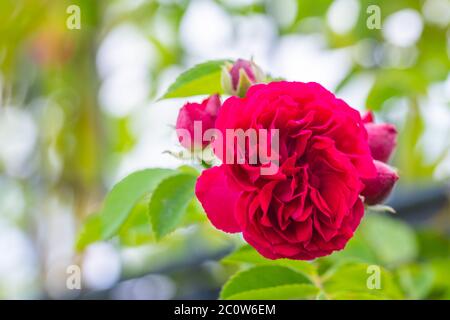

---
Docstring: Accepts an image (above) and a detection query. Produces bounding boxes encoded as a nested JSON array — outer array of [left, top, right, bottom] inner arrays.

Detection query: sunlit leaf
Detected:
[[75, 213, 101, 251], [118, 196, 154, 246], [328, 292, 386, 300], [160, 60, 230, 99], [100, 168, 177, 239], [183, 197, 207, 225], [323, 262, 403, 300], [430, 258, 450, 294], [323, 231, 378, 265], [359, 213, 418, 266], [220, 265, 314, 300], [366, 70, 426, 110], [225, 284, 319, 300], [397, 264, 434, 299], [149, 173, 197, 239], [222, 244, 317, 277]]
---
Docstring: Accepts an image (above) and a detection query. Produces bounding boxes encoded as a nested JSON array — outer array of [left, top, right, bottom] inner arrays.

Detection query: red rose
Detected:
[[195, 81, 378, 260], [176, 94, 221, 150]]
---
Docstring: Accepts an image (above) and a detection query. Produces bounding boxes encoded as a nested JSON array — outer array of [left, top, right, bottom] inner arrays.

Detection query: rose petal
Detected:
[[195, 165, 241, 233]]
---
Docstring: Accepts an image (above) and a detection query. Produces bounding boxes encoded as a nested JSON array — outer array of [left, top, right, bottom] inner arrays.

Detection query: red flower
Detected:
[[196, 82, 378, 260], [176, 95, 221, 150]]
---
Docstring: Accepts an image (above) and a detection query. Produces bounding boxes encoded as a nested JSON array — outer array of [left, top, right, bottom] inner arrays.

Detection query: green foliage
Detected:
[[220, 212, 450, 300], [430, 258, 450, 294], [100, 168, 178, 239], [76, 213, 101, 251], [366, 70, 426, 111], [118, 196, 154, 246], [322, 262, 403, 299], [160, 60, 231, 99], [78, 185, 448, 300], [396, 264, 435, 299], [224, 284, 319, 300], [416, 230, 450, 260], [149, 173, 197, 239], [223, 244, 317, 278], [221, 245, 405, 299], [183, 197, 207, 225], [220, 265, 317, 300], [76, 166, 202, 250], [358, 213, 418, 266], [324, 212, 418, 267]]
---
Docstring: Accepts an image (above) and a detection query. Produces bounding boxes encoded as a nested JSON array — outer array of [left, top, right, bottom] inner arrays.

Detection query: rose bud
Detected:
[[176, 95, 221, 150], [221, 59, 265, 97], [362, 112, 397, 163], [362, 160, 399, 205]]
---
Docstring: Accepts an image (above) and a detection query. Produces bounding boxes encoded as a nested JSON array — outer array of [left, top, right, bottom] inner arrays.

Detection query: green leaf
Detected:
[[397, 264, 434, 299], [160, 60, 230, 99], [222, 244, 317, 277], [366, 70, 426, 110], [417, 230, 450, 260], [329, 292, 386, 300], [323, 230, 378, 265], [177, 165, 200, 177], [75, 213, 101, 251], [323, 213, 417, 268], [360, 213, 418, 266], [323, 262, 403, 300], [222, 244, 272, 265], [149, 173, 197, 239], [220, 265, 314, 300], [182, 197, 206, 225], [100, 168, 177, 239], [225, 284, 319, 300], [430, 258, 450, 292], [118, 196, 154, 246], [118, 194, 205, 246]]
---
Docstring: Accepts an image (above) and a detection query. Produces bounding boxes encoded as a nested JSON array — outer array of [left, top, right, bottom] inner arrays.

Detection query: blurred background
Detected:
[[0, 0, 449, 299]]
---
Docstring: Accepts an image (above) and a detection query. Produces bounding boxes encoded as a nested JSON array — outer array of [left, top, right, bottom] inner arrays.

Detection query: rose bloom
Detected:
[[195, 81, 392, 260]]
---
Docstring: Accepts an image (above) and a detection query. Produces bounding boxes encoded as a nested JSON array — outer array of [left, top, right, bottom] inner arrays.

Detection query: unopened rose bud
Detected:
[[362, 160, 399, 205], [362, 111, 397, 163], [365, 122, 397, 163], [176, 95, 221, 150], [221, 59, 265, 97]]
